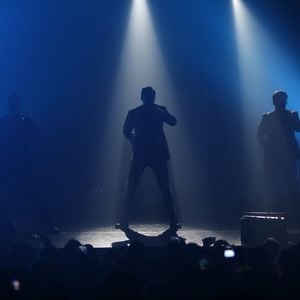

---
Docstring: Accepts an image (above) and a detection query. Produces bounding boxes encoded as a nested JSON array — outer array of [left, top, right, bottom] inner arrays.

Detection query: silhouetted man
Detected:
[[257, 90, 300, 223], [0, 94, 38, 185], [116, 87, 180, 229], [0, 94, 57, 233]]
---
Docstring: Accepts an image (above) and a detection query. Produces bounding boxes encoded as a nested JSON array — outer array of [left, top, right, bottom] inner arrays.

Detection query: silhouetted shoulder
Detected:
[[263, 112, 272, 118], [261, 113, 268, 119], [155, 104, 167, 111], [291, 111, 300, 120], [268, 109, 297, 118], [259, 112, 273, 126], [128, 105, 144, 114], [288, 110, 298, 116]]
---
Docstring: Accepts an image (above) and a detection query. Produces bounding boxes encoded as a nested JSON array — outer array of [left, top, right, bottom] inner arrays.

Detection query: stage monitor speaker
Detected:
[[240, 212, 287, 247]]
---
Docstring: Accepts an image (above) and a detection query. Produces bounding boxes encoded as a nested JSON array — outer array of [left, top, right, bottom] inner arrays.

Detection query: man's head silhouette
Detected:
[[272, 90, 287, 110], [8, 94, 22, 116], [141, 87, 156, 105]]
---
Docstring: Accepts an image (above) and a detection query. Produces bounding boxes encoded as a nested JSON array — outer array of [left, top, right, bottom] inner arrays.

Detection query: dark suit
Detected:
[[0, 114, 52, 229], [0, 114, 38, 187], [120, 103, 178, 226], [257, 109, 300, 217]]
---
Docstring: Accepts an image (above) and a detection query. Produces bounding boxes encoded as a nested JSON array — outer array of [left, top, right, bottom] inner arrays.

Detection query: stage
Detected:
[[28, 224, 241, 248]]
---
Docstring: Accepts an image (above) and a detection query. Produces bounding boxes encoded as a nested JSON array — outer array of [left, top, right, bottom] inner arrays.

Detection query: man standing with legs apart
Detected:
[[116, 87, 180, 230]]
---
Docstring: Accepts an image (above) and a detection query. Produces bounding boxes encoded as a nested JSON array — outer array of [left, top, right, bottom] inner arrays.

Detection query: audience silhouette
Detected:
[[0, 232, 298, 299]]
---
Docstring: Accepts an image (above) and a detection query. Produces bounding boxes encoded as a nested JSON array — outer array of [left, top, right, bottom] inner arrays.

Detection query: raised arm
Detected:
[[123, 111, 135, 143], [158, 106, 177, 126]]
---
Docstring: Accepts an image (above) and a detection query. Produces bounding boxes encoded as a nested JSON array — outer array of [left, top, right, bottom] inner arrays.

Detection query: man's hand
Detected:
[[156, 106, 168, 113], [156, 106, 177, 126]]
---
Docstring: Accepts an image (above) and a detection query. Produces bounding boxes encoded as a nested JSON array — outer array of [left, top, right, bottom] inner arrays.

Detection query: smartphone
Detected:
[[11, 279, 21, 291], [224, 249, 235, 258]]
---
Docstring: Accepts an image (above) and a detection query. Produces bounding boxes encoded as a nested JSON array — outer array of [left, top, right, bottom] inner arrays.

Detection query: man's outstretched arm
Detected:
[[123, 111, 135, 143], [158, 106, 177, 126]]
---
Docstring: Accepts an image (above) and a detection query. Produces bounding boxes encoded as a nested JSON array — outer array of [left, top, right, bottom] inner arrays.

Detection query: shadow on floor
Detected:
[[112, 227, 185, 247]]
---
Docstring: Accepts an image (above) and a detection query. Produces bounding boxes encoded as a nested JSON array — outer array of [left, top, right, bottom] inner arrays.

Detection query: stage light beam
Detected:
[[96, 0, 199, 225]]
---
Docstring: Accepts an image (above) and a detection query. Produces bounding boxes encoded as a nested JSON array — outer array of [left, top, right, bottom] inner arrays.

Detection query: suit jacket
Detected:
[[123, 104, 177, 161], [257, 109, 300, 159]]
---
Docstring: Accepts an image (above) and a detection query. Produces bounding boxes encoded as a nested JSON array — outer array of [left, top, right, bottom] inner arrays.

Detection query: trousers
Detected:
[[119, 157, 178, 226]]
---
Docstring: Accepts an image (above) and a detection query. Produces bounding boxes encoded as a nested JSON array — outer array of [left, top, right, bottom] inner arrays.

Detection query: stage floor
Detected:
[[42, 224, 241, 248]]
